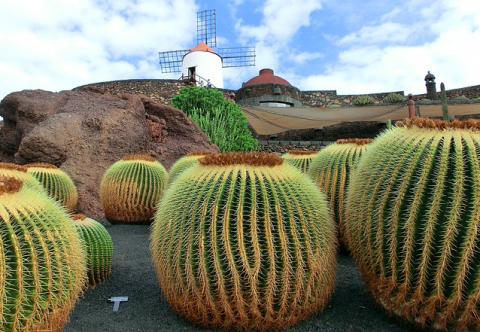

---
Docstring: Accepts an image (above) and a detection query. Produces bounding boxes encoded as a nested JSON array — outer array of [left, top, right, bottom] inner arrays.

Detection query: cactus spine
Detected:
[[0, 176, 86, 332], [307, 139, 372, 248], [25, 162, 78, 211], [0, 162, 46, 193], [344, 118, 480, 331], [71, 214, 113, 287], [281, 150, 318, 173], [168, 152, 212, 185], [151, 152, 337, 331], [100, 155, 168, 224]]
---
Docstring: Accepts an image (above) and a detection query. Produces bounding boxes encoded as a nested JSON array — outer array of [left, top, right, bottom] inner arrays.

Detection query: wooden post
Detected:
[[407, 93, 415, 118]]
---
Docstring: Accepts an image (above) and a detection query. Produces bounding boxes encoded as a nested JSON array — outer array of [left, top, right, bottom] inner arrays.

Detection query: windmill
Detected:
[[158, 10, 256, 89]]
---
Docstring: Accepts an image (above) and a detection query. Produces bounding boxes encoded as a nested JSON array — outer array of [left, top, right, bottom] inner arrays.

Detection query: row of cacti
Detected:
[[3, 115, 480, 332], [1, 161, 113, 331]]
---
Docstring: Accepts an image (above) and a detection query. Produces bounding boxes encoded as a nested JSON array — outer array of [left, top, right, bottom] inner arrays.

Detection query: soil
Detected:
[[65, 224, 416, 332]]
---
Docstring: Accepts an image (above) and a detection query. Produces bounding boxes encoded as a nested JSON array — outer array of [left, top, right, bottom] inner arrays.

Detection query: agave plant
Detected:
[[151, 152, 337, 331], [345, 117, 480, 331]]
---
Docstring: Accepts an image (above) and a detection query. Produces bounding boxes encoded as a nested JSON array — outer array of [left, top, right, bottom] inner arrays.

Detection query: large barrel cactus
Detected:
[[25, 162, 78, 211], [151, 152, 337, 331], [100, 154, 168, 224], [308, 139, 371, 247], [168, 151, 212, 185], [0, 176, 86, 332], [281, 150, 318, 173], [0, 162, 46, 193], [344, 118, 480, 331], [71, 214, 113, 287]]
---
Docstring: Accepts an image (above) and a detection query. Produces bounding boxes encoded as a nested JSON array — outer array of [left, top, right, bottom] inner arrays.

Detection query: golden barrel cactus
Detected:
[[345, 118, 480, 331], [151, 152, 337, 331], [168, 151, 212, 185], [0, 176, 86, 331], [308, 139, 372, 248], [0, 162, 45, 193], [100, 155, 168, 224], [25, 162, 78, 211], [281, 150, 318, 173], [71, 214, 113, 287]]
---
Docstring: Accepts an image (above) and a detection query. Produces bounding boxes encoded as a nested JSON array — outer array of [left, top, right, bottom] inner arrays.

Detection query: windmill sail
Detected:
[[197, 10, 216, 47], [218, 47, 256, 68], [158, 50, 188, 73]]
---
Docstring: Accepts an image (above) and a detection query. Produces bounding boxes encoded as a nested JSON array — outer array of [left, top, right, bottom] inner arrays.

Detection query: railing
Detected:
[[179, 74, 216, 89]]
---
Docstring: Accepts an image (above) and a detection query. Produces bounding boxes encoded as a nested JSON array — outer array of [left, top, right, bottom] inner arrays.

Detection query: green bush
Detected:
[[172, 86, 258, 152], [452, 95, 470, 102], [417, 98, 433, 105], [382, 93, 405, 103], [353, 95, 375, 106]]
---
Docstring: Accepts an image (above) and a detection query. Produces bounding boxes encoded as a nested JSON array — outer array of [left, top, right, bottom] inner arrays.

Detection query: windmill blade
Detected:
[[197, 10, 216, 47], [218, 47, 256, 68], [158, 50, 188, 73]]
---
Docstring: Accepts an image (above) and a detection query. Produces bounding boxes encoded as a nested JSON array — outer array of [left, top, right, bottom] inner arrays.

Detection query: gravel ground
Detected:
[[65, 225, 416, 332]]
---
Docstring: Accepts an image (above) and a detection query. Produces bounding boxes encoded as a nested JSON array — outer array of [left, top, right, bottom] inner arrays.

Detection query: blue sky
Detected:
[[0, 0, 479, 111]]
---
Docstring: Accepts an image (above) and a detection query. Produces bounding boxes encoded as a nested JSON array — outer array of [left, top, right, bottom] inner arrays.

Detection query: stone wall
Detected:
[[73, 79, 236, 106], [301, 90, 406, 107], [257, 140, 330, 154], [414, 84, 480, 100]]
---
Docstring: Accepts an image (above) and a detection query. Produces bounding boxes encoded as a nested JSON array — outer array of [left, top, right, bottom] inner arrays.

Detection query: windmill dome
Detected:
[[187, 42, 218, 55], [242, 69, 291, 87]]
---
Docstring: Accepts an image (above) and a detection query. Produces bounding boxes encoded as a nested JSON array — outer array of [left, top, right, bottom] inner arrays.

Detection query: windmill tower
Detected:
[[159, 10, 255, 89]]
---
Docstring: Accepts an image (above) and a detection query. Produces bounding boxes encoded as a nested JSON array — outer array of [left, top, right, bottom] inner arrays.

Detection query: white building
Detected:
[[181, 42, 224, 89]]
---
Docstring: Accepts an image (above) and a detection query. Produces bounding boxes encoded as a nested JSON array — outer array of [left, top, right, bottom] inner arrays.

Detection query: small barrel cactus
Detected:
[[281, 150, 318, 173], [344, 118, 480, 331], [0, 176, 86, 331], [70, 214, 113, 287], [168, 151, 213, 185], [100, 154, 168, 224], [25, 162, 78, 211], [0, 162, 46, 193], [308, 139, 372, 248], [151, 152, 337, 331]]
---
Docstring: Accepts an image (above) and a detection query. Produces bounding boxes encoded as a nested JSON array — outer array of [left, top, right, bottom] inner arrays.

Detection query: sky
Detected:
[[0, 0, 479, 111]]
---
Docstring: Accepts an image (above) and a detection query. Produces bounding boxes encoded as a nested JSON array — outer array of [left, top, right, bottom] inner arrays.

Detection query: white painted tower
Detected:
[[181, 42, 224, 89]]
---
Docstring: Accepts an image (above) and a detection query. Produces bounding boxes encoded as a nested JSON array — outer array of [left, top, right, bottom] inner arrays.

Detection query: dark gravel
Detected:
[[65, 225, 416, 332]]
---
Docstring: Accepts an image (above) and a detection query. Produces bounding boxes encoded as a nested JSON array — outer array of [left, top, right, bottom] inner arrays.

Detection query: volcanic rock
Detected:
[[0, 89, 219, 221]]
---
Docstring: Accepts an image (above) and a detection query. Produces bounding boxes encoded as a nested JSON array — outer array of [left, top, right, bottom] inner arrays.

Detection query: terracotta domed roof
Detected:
[[242, 69, 291, 87]]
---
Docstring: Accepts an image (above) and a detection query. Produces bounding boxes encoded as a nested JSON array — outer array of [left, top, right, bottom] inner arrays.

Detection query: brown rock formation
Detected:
[[0, 89, 219, 222]]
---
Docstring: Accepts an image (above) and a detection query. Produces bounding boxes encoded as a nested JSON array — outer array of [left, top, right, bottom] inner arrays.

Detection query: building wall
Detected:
[[236, 83, 303, 107], [74, 79, 480, 108], [182, 51, 224, 88]]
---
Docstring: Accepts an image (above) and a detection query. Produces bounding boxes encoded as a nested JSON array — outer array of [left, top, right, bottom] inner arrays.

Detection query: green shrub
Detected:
[[417, 98, 433, 105], [353, 95, 375, 106], [382, 93, 405, 103], [452, 95, 470, 102], [172, 86, 257, 152]]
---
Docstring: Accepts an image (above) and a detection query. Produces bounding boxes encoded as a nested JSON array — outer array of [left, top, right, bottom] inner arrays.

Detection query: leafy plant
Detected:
[[452, 95, 470, 102], [382, 93, 405, 103], [172, 86, 257, 152], [353, 95, 375, 106]]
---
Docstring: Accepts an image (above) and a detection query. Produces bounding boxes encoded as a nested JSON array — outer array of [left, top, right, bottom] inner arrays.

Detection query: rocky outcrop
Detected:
[[0, 89, 219, 222]]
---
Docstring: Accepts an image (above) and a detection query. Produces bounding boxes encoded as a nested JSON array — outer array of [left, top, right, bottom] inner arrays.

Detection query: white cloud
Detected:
[[293, 0, 480, 95], [0, 0, 198, 103]]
